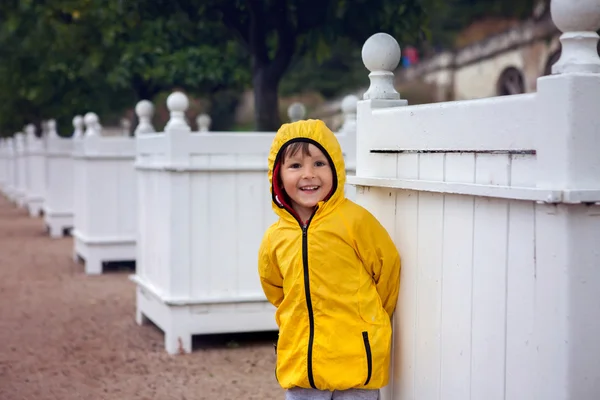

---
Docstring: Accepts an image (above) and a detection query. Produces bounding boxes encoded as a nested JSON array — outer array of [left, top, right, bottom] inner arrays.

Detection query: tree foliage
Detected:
[[0, 0, 434, 134]]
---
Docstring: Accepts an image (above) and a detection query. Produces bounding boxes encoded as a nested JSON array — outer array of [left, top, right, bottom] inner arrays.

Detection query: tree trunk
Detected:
[[253, 67, 281, 131]]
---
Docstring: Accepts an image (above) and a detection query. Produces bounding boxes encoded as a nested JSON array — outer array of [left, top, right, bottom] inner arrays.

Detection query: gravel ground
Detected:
[[0, 194, 282, 400]]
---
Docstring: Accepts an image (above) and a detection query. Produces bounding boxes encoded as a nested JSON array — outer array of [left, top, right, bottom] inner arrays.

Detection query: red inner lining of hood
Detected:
[[272, 159, 335, 225]]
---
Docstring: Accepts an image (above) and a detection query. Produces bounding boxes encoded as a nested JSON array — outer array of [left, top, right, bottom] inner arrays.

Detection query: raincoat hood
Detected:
[[268, 119, 346, 222]]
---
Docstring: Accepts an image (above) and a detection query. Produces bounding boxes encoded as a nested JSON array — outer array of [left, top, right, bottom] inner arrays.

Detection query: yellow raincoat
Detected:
[[258, 119, 400, 391]]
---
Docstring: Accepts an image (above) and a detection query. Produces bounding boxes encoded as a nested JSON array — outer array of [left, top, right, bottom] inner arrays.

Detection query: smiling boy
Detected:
[[258, 119, 401, 400]]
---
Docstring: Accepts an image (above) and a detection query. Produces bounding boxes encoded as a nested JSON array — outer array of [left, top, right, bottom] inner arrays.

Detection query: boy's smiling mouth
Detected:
[[300, 185, 320, 192]]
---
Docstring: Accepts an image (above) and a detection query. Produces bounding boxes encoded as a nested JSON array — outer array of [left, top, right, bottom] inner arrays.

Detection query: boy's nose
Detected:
[[302, 166, 315, 178]]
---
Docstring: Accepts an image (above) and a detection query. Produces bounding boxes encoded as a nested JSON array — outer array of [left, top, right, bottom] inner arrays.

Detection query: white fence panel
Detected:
[[72, 133, 136, 274], [349, 7, 600, 399], [131, 93, 357, 354]]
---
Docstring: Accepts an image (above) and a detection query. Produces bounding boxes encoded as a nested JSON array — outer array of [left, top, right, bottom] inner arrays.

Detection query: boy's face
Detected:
[[280, 143, 333, 221]]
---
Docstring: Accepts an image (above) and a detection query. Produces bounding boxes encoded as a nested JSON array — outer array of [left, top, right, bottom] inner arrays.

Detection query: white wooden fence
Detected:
[[350, 1, 600, 399], [130, 93, 357, 354]]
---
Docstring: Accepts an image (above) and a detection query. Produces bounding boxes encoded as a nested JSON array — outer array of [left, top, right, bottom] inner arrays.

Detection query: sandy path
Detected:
[[0, 194, 282, 400]]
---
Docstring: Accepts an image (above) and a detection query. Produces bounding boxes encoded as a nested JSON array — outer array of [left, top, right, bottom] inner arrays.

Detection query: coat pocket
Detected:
[[362, 331, 373, 385]]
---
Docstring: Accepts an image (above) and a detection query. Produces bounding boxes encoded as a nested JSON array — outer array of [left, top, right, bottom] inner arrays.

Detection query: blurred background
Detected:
[[0, 0, 570, 135]]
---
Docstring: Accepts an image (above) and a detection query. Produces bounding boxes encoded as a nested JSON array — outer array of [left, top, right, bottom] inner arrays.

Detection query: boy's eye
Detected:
[[290, 163, 301, 168], [315, 161, 327, 167]]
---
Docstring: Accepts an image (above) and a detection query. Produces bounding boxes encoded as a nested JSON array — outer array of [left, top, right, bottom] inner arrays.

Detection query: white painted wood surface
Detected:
[[72, 132, 137, 275], [132, 93, 357, 354], [350, 3, 600, 398], [23, 125, 46, 217], [14, 132, 28, 207], [3, 137, 18, 200], [0, 138, 8, 193], [44, 135, 74, 237]]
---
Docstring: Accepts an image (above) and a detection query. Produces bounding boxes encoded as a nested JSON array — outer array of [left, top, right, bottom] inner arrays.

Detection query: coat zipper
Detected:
[[362, 331, 373, 385], [302, 214, 317, 389]]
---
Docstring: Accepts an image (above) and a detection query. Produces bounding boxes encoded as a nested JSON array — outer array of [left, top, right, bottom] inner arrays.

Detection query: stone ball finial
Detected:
[[47, 119, 59, 138], [72, 115, 84, 138], [288, 102, 306, 122], [362, 32, 402, 73], [83, 112, 101, 136], [134, 100, 156, 135], [341, 94, 358, 115], [551, 0, 600, 33], [25, 123, 36, 137], [167, 91, 189, 113], [550, 0, 600, 74], [361, 32, 401, 100], [135, 100, 154, 119], [165, 91, 190, 132], [196, 113, 212, 132]]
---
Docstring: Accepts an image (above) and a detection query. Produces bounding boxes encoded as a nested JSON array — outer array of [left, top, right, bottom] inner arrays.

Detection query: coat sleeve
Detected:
[[356, 211, 401, 318], [258, 228, 284, 308]]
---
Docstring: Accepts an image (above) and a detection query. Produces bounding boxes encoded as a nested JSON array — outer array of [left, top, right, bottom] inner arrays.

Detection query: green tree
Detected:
[[201, 0, 429, 130], [0, 0, 430, 134]]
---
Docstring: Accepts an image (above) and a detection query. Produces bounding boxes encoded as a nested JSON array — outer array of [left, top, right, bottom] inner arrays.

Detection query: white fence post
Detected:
[[6, 137, 17, 201], [134, 100, 155, 135], [532, 0, 600, 398], [14, 131, 28, 207], [24, 123, 45, 217]]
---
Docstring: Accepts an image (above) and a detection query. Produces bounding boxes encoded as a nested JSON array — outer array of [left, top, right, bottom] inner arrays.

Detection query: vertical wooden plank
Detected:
[[505, 154, 536, 400], [190, 156, 210, 299], [471, 154, 510, 400], [414, 153, 444, 400], [236, 155, 266, 296], [158, 171, 170, 291], [440, 153, 475, 400], [207, 155, 237, 297], [392, 153, 418, 400], [118, 158, 137, 237]]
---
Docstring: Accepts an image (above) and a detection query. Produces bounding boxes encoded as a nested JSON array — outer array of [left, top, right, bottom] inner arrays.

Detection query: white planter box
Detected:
[[350, 25, 600, 400], [131, 94, 357, 354], [44, 137, 74, 237], [72, 136, 137, 274], [24, 137, 46, 217]]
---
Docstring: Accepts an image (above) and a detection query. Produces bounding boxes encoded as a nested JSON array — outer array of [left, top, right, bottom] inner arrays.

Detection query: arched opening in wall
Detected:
[[496, 67, 525, 96]]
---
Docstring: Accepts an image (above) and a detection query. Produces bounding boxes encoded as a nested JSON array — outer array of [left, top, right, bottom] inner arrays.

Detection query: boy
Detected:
[[258, 119, 400, 400]]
